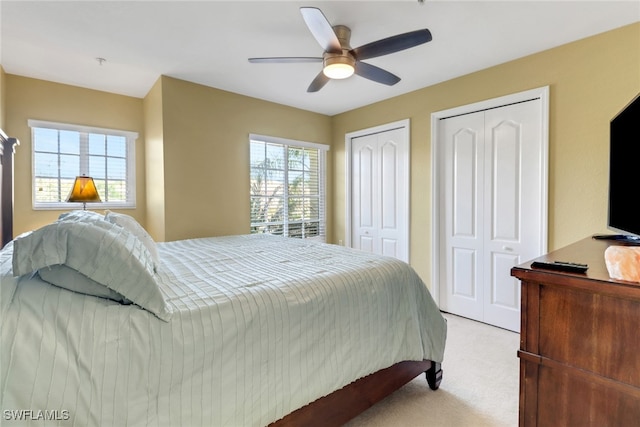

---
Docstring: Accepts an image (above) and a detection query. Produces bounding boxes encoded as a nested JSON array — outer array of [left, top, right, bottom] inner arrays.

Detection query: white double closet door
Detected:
[[435, 89, 548, 332], [350, 123, 409, 263]]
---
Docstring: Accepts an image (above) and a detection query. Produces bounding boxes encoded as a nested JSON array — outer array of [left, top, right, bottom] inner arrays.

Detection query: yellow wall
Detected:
[[0, 65, 7, 129], [5, 74, 332, 242], [332, 23, 640, 283], [0, 65, 5, 129], [156, 76, 332, 241], [142, 78, 166, 242], [5, 75, 147, 235]]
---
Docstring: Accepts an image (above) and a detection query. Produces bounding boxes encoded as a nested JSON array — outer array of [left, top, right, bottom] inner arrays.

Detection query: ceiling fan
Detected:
[[248, 7, 432, 92]]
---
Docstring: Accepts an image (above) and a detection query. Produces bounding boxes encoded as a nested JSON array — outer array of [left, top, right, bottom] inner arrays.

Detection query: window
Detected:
[[250, 134, 328, 241], [29, 120, 137, 209]]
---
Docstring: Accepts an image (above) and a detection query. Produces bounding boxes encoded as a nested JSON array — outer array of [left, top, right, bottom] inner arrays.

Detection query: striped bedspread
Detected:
[[1, 234, 446, 426]]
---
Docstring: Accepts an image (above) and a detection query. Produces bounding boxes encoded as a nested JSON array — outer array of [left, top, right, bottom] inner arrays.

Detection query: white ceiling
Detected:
[[1, 1, 639, 116]]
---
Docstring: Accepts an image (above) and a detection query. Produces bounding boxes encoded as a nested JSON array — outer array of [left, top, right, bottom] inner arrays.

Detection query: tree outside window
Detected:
[[250, 136, 326, 240]]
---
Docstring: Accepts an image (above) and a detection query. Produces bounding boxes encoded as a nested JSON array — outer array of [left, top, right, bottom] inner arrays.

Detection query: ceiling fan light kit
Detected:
[[248, 7, 432, 92], [323, 54, 355, 79]]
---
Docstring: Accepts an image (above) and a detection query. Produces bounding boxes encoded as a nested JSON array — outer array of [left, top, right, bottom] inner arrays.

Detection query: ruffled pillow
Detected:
[[12, 215, 172, 321], [104, 210, 160, 271], [58, 209, 104, 222], [38, 264, 132, 304]]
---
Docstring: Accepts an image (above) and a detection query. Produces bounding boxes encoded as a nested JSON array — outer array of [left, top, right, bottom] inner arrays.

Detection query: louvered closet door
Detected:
[[351, 127, 408, 262], [438, 99, 545, 332]]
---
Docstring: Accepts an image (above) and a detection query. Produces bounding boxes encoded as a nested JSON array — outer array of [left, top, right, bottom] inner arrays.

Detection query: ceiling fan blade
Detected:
[[354, 62, 401, 86], [351, 29, 432, 61], [307, 71, 330, 93], [249, 57, 322, 64], [300, 7, 342, 54]]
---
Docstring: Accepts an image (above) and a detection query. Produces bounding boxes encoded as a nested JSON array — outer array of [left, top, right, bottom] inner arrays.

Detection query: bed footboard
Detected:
[[270, 359, 441, 427]]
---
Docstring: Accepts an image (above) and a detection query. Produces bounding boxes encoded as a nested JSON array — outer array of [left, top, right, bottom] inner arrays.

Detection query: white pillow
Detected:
[[38, 264, 132, 304], [104, 210, 160, 271], [12, 216, 172, 321]]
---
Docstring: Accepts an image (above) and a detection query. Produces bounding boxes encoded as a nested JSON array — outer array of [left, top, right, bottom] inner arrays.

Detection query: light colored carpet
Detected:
[[345, 313, 520, 427]]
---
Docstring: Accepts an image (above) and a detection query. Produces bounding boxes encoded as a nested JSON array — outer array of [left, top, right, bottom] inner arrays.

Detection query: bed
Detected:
[[0, 136, 446, 426]]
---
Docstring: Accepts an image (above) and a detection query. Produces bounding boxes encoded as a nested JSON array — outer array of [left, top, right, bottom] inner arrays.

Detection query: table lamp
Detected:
[[66, 175, 101, 210]]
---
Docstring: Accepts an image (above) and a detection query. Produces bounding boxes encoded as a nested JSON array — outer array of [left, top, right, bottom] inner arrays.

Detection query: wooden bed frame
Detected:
[[0, 129, 442, 425], [272, 360, 442, 426]]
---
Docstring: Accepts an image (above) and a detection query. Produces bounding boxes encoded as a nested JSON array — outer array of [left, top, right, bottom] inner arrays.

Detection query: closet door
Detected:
[[437, 97, 546, 332], [482, 102, 544, 331], [440, 111, 485, 322], [352, 133, 378, 254], [351, 127, 408, 262]]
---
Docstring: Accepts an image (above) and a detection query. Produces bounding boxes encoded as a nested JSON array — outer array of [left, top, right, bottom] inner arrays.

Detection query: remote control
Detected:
[[531, 260, 588, 273]]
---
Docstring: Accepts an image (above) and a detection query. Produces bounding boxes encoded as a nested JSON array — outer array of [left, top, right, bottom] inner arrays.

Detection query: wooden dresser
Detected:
[[511, 237, 640, 426]]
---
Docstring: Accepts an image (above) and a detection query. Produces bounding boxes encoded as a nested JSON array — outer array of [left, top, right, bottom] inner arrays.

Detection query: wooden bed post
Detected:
[[1, 129, 19, 248], [426, 361, 443, 390]]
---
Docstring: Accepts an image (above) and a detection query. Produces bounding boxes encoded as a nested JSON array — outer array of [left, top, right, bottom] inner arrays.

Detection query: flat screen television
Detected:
[[597, 93, 640, 244]]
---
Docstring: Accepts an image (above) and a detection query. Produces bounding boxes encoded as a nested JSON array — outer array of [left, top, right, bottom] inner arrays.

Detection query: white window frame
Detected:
[[29, 119, 138, 210], [249, 133, 329, 242]]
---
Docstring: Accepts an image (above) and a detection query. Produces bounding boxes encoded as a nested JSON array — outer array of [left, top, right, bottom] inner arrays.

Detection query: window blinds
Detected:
[[249, 134, 328, 241], [29, 120, 137, 209]]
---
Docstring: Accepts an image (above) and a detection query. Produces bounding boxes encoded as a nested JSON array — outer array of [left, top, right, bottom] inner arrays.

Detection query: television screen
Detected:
[[607, 93, 640, 241]]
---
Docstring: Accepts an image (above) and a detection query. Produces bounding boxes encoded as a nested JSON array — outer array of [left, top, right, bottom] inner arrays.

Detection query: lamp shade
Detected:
[[66, 176, 101, 206]]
